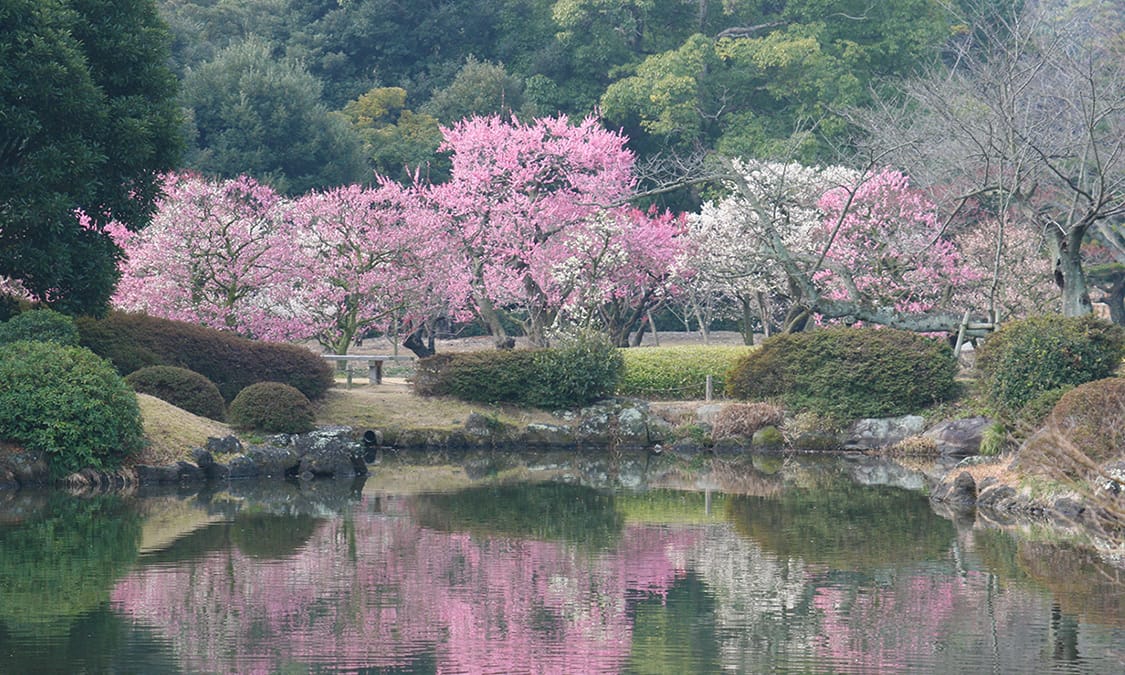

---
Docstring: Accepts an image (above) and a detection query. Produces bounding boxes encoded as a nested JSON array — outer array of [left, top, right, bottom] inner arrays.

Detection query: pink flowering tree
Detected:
[[287, 182, 445, 354], [422, 115, 639, 347], [812, 169, 980, 323], [111, 173, 309, 341], [551, 207, 687, 346]]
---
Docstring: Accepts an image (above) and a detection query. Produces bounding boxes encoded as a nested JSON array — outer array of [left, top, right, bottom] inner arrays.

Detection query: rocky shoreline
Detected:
[[2, 397, 1121, 566]]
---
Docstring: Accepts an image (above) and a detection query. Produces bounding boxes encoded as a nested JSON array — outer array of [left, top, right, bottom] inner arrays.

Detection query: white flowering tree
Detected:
[[687, 159, 981, 334]]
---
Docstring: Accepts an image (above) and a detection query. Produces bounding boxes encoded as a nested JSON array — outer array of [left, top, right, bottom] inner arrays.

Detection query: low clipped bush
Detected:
[[125, 366, 226, 421], [0, 341, 145, 476], [711, 402, 784, 441], [529, 335, 624, 409], [976, 314, 1125, 417], [727, 327, 957, 420], [227, 382, 315, 434], [77, 312, 334, 402], [617, 345, 754, 399], [415, 335, 623, 409], [0, 308, 80, 346], [1045, 377, 1125, 466]]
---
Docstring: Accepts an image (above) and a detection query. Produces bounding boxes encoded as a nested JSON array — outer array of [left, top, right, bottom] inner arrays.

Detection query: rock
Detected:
[[0, 451, 50, 486], [226, 455, 260, 480], [977, 484, 1018, 511], [191, 447, 214, 469], [788, 430, 840, 452], [939, 471, 977, 508], [1052, 497, 1086, 523], [243, 445, 301, 477], [294, 427, 366, 479], [464, 412, 502, 438], [924, 417, 992, 458], [134, 464, 182, 484], [712, 436, 747, 455], [205, 435, 243, 455], [523, 423, 573, 448], [668, 437, 705, 457], [843, 415, 925, 450], [176, 461, 205, 483], [751, 426, 785, 452]]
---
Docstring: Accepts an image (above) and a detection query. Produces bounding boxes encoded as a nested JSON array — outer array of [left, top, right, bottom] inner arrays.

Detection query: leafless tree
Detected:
[[852, 0, 1125, 318]]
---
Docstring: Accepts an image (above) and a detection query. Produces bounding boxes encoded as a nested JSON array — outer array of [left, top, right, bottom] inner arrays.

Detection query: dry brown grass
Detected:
[[711, 402, 784, 440], [134, 393, 235, 466]]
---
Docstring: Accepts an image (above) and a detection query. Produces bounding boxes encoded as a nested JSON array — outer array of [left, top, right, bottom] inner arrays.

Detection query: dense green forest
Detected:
[[161, 0, 957, 193]]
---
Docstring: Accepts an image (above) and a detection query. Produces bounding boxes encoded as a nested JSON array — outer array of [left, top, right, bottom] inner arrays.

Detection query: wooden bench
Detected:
[[321, 355, 407, 384]]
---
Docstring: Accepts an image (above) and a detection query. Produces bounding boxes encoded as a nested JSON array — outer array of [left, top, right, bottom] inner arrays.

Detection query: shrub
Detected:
[[415, 335, 623, 409], [0, 341, 144, 476], [0, 308, 80, 346], [617, 345, 754, 399], [1045, 377, 1125, 466], [976, 314, 1125, 416], [125, 366, 226, 421], [227, 382, 315, 434], [77, 312, 334, 402], [727, 327, 957, 420], [712, 402, 785, 441], [529, 334, 623, 409]]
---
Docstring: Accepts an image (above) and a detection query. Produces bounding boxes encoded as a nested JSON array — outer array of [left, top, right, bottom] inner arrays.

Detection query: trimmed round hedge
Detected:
[[975, 314, 1125, 416], [0, 308, 80, 347], [0, 341, 145, 476], [125, 366, 226, 421], [1046, 377, 1125, 466], [228, 381, 315, 434], [726, 326, 957, 420]]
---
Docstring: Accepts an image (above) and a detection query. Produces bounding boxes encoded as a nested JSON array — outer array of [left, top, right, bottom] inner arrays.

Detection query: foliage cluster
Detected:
[[125, 366, 226, 422], [975, 315, 1125, 417], [711, 402, 784, 441], [76, 312, 334, 402], [726, 327, 958, 420], [0, 341, 145, 476], [227, 382, 315, 434], [616, 345, 752, 400], [415, 336, 622, 409], [0, 309, 79, 347], [1, 0, 181, 314]]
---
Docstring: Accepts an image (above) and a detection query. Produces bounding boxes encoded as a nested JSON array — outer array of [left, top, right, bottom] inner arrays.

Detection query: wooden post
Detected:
[[705, 375, 713, 401], [953, 310, 971, 358]]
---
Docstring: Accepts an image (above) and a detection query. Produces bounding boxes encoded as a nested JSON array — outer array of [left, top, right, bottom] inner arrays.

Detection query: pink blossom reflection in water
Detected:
[[110, 495, 695, 674]]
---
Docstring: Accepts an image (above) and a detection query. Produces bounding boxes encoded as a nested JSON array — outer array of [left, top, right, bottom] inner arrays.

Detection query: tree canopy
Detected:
[[0, 0, 182, 314]]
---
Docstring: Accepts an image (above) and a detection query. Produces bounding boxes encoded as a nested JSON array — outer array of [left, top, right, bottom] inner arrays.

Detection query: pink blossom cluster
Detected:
[[110, 116, 686, 350]]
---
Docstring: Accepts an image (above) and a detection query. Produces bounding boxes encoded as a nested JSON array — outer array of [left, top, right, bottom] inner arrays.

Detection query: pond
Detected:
[[0, 453, 1122, 674]]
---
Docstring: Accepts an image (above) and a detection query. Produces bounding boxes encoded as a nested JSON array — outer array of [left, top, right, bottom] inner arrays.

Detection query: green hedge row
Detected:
[[727, 327, 957, 420], [76, 312, 334, 402], [617, 345, 753, 400], [415, 336, 623, 408], [975, 314, 1125, 417]]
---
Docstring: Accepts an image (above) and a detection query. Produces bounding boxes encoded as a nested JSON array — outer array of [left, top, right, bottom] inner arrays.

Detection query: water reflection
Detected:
[[0, 460, 1121, 674]]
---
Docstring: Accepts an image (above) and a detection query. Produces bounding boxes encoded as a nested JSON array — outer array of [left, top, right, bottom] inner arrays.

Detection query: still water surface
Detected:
[[1, 455, 1122, 674]]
